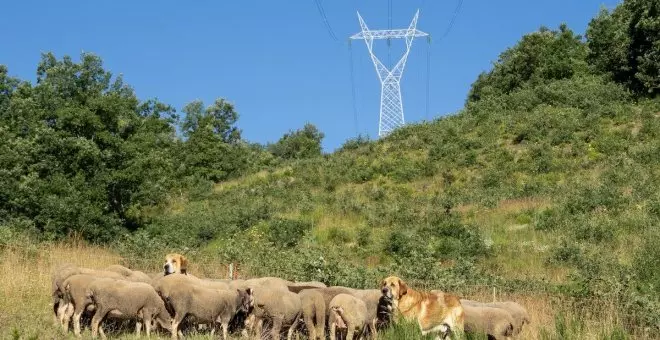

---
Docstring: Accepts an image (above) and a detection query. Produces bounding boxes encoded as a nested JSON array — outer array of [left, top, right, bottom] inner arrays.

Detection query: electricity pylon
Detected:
[[351, 10, 428, 137]]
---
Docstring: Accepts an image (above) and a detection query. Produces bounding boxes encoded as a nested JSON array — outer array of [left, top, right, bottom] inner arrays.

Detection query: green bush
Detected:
[[266, 218, 312, 248], [633, 233, 660, 295], [326, 226, 352, 245], [548, 240, 583, 266], [356, 227, 371, 247], [383, 230, 417, 258]]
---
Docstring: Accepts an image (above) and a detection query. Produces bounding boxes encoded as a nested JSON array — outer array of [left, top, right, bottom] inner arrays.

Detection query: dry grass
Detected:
[[0, 243, 647, 339], [0, 242, 122, 339], [0, 242, 246, 339]]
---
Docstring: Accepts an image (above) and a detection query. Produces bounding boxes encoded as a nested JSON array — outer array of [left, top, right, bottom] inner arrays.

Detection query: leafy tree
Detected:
[[468, 25, 589, 102], [0, 53, 179, 240], [268, 123, 324, 160], [0, 65, 19, 116], [179, 99, 246, 182], [586, 0, 660, 96]]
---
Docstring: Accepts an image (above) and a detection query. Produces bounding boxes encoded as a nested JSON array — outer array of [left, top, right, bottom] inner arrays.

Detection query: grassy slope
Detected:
[[0, 243, 621, 339], [142, 76, 659, 288], [2, 76, 658, 338]]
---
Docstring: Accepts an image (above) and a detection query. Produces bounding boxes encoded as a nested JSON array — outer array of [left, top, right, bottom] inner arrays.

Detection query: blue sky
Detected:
[[1, 0, 620, 151]]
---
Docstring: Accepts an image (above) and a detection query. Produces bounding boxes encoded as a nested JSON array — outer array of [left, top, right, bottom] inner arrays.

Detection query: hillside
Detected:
[[129, 77, 659, 335], [1, 0, 659, 338]]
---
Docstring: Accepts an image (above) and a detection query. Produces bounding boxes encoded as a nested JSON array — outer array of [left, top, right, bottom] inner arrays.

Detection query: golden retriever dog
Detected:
[[163, 253, 189, 275], [381, 276, 464, 339]]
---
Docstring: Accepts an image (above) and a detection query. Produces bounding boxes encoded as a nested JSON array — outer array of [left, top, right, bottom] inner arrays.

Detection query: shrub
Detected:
[[548, 240, 583, 266], [356, 227, 371, 247], [266, 218, 312, 248], [633, 233, 660, 295], [326, 226, 352, 245]]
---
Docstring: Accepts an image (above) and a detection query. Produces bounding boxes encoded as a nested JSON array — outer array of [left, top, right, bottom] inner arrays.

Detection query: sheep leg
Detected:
[[90, 309, 107, 339], [369, 319, 378, 340], [171, 313, 186, 340], [61, 303, 74, 332], [72, 310, 84, 337], [287, 315, 301, 340], [145, 315, 152, 337], [221, 322, 229, 340], [53, 299, 59, 326], [53, 298, 62, 328], [57, 301, 70, 329], [135, 320, 143, 336], [346, 322, 355, 340], [330, 319, 337, 340], [304, 315, 317, 340], [271, 317, 283, 340], [254, 318, 264, 340]]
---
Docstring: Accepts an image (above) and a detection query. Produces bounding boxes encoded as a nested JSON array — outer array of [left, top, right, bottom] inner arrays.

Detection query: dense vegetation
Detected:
[[1, 0, 658, 337]]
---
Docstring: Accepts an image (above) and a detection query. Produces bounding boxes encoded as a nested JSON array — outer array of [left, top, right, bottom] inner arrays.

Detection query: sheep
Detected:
[[287, 280, 328, 292], [153, 273, 254, 340], [245, 276, 292, 291], [250, 286, 302, 340], [461, 304, 515, 340], [104, 264, 152, 283], [150, 271, 199, 285], [328, 293, 369, 340], [301, 286, 357, 313], [461, 300, 530, 335], [298, 289, 326, 340], [197, 278, 231, 291], [351, 289, 382, 337], [52, 266, 124, 330], [86, 277, 172, 339], [292, 286, 380, 336], [104, 264, 133, 277], [51, 263, 78, 327], [61, 274, 102, 336]]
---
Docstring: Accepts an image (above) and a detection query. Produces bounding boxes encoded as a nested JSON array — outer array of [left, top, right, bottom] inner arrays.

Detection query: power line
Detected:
[[440, 0, 464, 40], [425, 36, 431, 120], [314, 0, 340, 42], [348, 41, 360, 135]]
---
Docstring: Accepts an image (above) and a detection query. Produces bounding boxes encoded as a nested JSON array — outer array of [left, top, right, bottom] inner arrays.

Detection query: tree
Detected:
[[0, 65, 19, 117], [268, 123, 324, 160], [0, 53, 179, 240], [179, 99, 246, 182], [468, 25, 588, 102], [181, 98, 240, 143], [586, 0, 660, 96]]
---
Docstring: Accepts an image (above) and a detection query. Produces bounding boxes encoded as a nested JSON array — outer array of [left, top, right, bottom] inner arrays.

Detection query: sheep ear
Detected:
[[398, 279, 408, 296], [180, 256, 188, 274]]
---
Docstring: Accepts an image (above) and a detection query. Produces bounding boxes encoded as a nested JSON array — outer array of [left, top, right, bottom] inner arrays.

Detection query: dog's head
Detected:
[[163, 253, 188, 275], [381, 276, 408, 300]]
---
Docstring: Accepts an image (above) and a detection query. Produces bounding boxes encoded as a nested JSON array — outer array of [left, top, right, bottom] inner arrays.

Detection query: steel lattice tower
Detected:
[[351, 10, 428, 137]]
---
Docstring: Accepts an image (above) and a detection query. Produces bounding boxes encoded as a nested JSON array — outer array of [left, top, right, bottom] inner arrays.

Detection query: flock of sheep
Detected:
[[51, 253, 530, 339]]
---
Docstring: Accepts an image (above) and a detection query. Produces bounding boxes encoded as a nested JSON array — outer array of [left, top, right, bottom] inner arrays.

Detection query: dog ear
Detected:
[[179, 255, 188, 275], [398, 279, 408, 296]]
